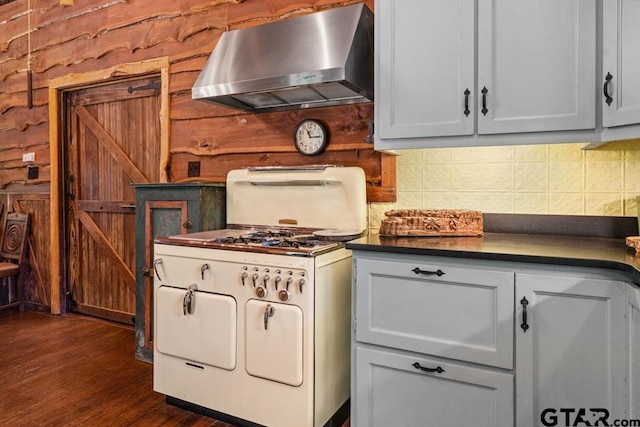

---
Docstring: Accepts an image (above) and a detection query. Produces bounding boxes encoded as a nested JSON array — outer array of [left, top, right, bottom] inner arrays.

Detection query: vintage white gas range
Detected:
[[152, 166, 366, 426]]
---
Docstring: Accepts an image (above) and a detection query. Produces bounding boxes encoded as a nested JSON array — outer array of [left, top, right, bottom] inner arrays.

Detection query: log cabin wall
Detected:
[[0, 0, 394, 311]]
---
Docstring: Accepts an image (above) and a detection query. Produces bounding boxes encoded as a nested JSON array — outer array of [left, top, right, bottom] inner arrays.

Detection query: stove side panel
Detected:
[[313, 248, 353, 425]]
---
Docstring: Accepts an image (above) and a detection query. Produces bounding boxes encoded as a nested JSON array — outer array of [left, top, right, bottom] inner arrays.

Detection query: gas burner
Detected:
[[261, 236, 322, 249], [247, 230, 296, 240], [214, 236, 253, 244]]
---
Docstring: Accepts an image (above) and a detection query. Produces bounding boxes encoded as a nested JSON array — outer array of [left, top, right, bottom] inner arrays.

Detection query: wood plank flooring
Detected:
[[0, 310, 233, 426], [0, 310, 351, 427]]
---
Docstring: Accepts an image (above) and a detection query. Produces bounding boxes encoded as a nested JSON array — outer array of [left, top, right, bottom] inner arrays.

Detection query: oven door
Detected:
[[156, 285, 237, 370], [245, 300, 303, 386]]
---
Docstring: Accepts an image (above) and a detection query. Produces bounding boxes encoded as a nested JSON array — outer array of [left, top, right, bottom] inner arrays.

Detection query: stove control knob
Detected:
[[252, 273, 259, 287], [279, 277, 293, 302], [255, 286, 268, 299], [241, 272, 248, 286], [274, 276, 282, 290], [278, 289, 291, 302], [298, 278, 306, 294]]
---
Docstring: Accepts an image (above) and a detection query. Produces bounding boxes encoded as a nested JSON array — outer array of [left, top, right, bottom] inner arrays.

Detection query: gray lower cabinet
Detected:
[[627, 286, 640, 419], [515, 273, 626, 427], [352, 251, 635, 427], [133, 183, 226, 363], [355, 346, 513, 427], [352, 254, 514, 426]]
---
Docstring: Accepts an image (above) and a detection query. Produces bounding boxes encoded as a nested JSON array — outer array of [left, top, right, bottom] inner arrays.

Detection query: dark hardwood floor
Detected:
[[0, 310, 352, 427], [0, 309, 231, 426]]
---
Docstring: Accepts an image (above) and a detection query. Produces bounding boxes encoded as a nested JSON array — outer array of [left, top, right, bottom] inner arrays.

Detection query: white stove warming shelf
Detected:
[[152, 166, 365, 426]]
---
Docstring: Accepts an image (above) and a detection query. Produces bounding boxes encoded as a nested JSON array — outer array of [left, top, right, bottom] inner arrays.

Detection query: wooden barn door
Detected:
[[63, 77, 161, 324]]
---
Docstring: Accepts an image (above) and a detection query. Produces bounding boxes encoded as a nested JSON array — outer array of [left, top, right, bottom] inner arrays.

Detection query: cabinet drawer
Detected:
[[152, 252, 214, 291], [355, 345, 513, 427], [355, 257, 514, 368]]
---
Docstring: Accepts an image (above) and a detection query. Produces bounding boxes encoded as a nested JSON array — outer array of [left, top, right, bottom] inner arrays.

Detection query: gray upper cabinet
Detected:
[[602, 0, 640, 129], [376, 0, 475, 139], [477, 0, 595, 134], [375, 0, 619, 150]]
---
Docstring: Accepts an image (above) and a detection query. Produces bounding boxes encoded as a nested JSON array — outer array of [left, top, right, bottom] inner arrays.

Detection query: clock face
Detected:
[[293, 119, 328, 156]]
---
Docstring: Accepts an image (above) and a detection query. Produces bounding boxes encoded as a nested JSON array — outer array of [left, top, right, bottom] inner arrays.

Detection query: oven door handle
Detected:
[[183, 284, 198, 316], [264, 304, 276, 330]]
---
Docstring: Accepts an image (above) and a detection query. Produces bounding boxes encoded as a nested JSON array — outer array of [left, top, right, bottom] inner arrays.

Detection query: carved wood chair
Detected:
[[0, 212, 30, 312]]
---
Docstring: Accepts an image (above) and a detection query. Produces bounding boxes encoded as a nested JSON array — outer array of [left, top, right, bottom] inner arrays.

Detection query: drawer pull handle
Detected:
[[520, 296, 530, 333], [153, 258, 163, 281], [412, 267, 445, 277], [412, 362, 444, 374], [200, 263, 210, 280]]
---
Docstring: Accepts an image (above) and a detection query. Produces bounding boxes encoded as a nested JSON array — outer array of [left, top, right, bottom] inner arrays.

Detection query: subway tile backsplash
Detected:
[[368, 139, 640, 233]]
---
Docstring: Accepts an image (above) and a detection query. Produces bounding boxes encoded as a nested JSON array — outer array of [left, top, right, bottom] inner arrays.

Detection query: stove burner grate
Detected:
[[214, 236, 254, 244], [261, 237, 321, 249], [247, 230, 296, 239]]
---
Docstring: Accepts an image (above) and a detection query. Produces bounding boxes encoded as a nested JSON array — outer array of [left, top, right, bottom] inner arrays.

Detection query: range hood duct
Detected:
[[192, 3, 374, 113]]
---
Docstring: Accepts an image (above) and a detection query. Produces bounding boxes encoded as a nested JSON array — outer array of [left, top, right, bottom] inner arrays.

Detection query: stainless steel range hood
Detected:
[[191, 3, 373, 113]]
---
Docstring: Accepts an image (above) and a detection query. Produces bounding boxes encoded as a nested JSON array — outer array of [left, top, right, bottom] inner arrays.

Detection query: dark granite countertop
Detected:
[[346, 233, 640, 285]]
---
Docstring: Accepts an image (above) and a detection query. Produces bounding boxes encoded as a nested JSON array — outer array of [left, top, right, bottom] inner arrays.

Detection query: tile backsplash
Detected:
[[368, 139, 640, 233]]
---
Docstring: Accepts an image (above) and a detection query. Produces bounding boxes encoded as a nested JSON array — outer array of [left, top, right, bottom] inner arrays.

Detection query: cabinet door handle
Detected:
[[520, 296, 530, 332], [182, 220, 193, 229], [481, 86, 489, 116], [604, 72, 613, 106], [412, 362, 445, 374], [412, 267, 445, 277], [463, 88, 471, 117]]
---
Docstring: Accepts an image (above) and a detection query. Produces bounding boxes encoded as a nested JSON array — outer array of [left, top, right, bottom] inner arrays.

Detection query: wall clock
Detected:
[[293, 119, 329, 156]]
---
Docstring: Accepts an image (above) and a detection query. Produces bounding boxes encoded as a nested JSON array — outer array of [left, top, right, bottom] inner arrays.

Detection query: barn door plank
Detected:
[[76, 105, 149, 184], [76, 210, 136, 291]]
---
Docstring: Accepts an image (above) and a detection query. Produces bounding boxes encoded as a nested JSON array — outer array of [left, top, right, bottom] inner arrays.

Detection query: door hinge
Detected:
[[353, 317, 357, 332]]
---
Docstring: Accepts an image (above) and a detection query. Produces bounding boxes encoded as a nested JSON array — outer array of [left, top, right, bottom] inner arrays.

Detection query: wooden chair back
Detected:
[[0, 213, 30, 263]]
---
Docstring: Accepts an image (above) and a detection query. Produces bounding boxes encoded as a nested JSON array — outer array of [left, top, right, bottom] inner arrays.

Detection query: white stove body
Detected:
[[153, 166, 364, 426]]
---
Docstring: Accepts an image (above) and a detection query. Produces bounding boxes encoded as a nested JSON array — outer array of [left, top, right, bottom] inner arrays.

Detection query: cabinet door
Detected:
[[477, 0, 595, 134], [602, 0, 640, 128], [376, 0, 475, 139], [515, 274, 626, 427], [355, 257, 514, 369], [627, 285, 640, 419], [136, 200, 189, 362], [245, 300, 303, 387], [355, 346, 513, 427]]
